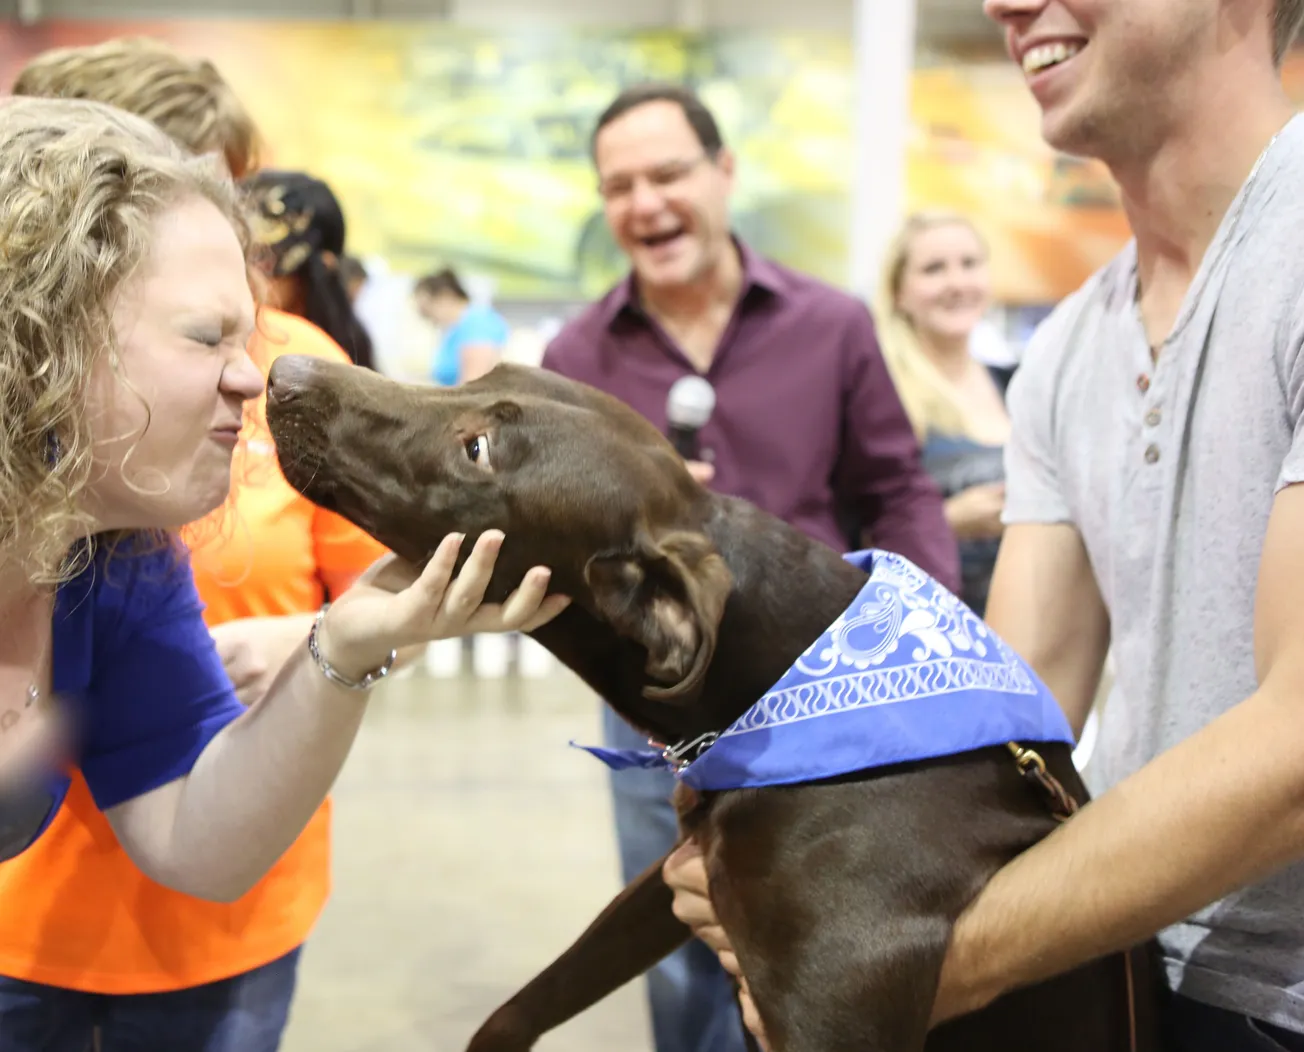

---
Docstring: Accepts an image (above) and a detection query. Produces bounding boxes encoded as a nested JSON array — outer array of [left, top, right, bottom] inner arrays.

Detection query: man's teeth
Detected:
[[1022, 41, 1082, 75]]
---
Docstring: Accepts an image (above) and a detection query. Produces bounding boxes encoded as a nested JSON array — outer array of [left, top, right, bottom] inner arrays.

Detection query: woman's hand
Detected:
[[663, 839, 771, 1050], [943, 482, 1006, 541], [315, 530, 569, 681], [211, 614, 317, 707]]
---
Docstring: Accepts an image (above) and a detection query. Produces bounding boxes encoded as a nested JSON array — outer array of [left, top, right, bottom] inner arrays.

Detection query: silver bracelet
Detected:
[[307, 605, 397, 692]]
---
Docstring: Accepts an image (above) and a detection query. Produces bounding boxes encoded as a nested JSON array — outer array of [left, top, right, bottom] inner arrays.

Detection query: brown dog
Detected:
[[264, 356, 1161, 1052]]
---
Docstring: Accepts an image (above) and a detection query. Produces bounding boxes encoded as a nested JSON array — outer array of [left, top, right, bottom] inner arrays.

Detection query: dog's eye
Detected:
[[464, 434, 492, 470]]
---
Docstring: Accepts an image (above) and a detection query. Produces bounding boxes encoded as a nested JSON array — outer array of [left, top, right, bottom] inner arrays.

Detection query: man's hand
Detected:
[[685, 460, 715, 485], [663, 839, 771, 1050], [664, 839, 730, 955]]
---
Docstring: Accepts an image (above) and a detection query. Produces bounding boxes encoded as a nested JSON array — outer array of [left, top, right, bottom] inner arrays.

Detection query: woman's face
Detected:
[[82, 195, 263, 532], [895, 221, 991, 346]]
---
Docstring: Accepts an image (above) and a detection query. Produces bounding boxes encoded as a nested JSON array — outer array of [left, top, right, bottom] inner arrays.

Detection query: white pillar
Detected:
[[849, 0, 918, 298]]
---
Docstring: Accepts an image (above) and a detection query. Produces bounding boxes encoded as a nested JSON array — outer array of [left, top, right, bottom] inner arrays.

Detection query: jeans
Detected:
[[1164, 992, 1304, 1052], [601, 705, 748, 1052], [0, 947, 301, 1052]]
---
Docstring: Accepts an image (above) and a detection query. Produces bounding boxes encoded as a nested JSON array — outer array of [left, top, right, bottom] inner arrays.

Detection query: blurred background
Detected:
[[0, 0, 1186, 380]]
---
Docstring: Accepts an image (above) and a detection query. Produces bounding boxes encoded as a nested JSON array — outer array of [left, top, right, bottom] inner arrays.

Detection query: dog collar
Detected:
[[572, 549, 1076, 792]]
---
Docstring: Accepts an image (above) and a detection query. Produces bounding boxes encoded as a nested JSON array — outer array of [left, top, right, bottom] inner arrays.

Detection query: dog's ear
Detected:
[[584, 530, 733, 704]]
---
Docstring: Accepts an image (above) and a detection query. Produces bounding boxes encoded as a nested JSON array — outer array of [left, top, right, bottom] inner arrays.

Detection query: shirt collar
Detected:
[[601, 237, 788, 331]]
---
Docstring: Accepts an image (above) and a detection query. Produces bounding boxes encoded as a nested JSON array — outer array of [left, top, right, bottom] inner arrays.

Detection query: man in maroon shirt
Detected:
[[542, 83, 957, 1052]]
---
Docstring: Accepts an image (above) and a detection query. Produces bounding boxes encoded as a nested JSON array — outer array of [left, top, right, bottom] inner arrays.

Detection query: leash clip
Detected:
[[1007, 741, 1080, 822], [656, 731, 720, 772]]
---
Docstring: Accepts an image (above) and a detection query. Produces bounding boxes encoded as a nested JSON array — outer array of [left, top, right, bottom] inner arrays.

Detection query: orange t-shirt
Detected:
[[0, 309, 388, 993]]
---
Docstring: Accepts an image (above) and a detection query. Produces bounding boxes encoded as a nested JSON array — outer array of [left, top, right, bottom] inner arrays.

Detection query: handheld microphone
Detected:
[[665, 375, 716, 461]]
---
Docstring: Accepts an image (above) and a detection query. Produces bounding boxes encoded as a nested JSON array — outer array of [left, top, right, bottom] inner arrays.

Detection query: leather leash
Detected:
[[1006, 741, 1079, 822]]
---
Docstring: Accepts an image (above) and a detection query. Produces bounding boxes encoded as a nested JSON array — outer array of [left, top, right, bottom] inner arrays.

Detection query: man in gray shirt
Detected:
[[665, 0, 1304, 1048], [907, 0, 1304, 1046]]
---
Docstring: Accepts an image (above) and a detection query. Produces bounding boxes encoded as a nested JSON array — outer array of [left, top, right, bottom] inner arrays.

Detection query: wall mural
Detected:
[[3, 21, 1300, 306]]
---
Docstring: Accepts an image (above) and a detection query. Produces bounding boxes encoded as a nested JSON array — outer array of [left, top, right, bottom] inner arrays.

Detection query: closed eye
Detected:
[[464, 433, 493, 471]]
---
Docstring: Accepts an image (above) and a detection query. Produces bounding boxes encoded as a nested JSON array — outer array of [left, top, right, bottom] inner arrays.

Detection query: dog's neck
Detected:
[[532, 496, 867, 747]]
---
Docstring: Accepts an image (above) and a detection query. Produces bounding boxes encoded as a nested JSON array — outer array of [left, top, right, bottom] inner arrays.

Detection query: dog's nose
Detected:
[[266, 354, 317, 405]]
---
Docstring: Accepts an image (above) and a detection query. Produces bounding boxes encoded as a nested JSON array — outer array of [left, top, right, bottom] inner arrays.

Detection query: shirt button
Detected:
[[1144, 407, 1162, 427], [1137, 373, 1151, 393], [701, 447, 715, 463], [1144, 444, 1160, 464]]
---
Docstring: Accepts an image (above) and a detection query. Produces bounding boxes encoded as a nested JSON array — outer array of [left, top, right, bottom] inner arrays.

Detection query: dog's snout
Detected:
[[266, 354, 320, 405]]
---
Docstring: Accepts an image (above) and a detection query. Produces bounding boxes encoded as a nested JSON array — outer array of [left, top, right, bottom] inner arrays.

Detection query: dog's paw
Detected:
[[464, 1007, 537, 1052]]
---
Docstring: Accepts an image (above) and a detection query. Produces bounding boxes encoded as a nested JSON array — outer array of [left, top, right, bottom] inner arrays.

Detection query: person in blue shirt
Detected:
[[414, 267, 510, 387], [0, 96, 569, 891]]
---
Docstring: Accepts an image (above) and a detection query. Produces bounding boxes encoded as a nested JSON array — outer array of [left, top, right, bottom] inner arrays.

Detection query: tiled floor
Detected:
[[280, 658, 654, 1052]]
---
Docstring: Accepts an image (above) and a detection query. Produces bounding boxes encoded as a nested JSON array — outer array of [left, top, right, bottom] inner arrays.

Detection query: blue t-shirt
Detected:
[[431, 304, 509, 387], [27, 539, 246, 848]]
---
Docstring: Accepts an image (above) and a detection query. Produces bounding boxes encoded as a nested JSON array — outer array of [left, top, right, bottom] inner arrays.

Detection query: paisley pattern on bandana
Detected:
[[574, 549, 1075, 791]]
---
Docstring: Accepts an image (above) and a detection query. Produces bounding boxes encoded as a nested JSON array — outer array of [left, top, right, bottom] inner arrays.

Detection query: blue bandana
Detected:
[[573, 549, 1075, 792]]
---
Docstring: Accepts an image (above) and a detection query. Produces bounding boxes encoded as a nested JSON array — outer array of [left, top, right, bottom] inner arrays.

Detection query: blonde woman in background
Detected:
[[875, 212, 1010, 615]]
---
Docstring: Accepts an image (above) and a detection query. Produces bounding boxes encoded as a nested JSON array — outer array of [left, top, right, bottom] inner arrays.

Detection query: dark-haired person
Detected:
[[415, 266, 508, 386], [243, 169, 377, 372], [540, 81, 957, 1052]]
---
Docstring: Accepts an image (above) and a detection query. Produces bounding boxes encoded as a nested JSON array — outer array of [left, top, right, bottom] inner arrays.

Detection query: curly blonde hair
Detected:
[[0, 95, 253, 586], [874, 211, 989, 442], [11, 36, 260, 179]]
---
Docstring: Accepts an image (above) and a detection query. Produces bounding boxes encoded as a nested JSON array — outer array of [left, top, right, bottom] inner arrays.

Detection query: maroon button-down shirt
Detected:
[[541, 242, 960, 590]]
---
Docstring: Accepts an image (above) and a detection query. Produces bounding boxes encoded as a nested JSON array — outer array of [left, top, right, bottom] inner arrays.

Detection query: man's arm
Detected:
[[986, 299, 1111, 733], [985, 523, 1111, 734], [933, 481, 1304, 1022], [838, 306, 960, 589]]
